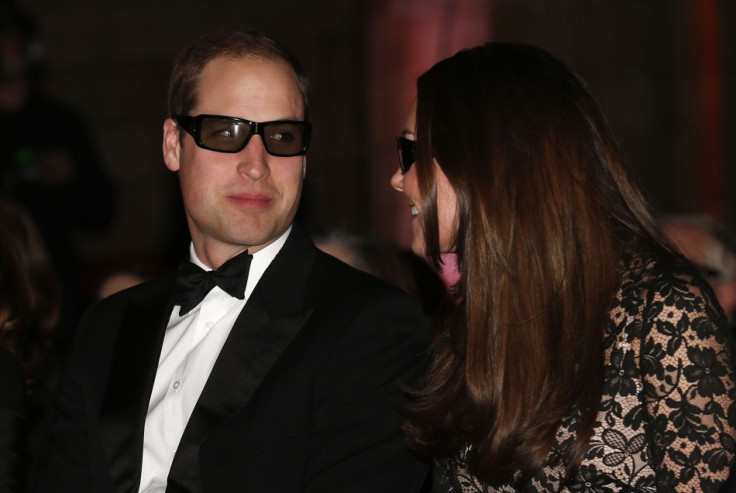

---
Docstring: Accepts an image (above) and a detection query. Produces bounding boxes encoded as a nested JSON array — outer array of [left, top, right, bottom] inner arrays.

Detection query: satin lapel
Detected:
[[167, 225, 317, 492], [98, 284, 175, 493]]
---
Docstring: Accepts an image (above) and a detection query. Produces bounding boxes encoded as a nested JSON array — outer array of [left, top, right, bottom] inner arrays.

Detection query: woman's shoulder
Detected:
[[621, 247, 695, 284], [609, 247, 731, 357], [608, 250, 736, 492], [618, 249, 722, 315]]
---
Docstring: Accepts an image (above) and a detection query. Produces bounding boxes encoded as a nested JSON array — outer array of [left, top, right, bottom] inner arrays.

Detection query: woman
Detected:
[[0, 200, 61, 491], [391, 42, 736, 492]]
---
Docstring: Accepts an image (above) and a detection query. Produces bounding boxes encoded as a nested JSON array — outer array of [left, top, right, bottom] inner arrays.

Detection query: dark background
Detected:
[[9, 0, 736, 296]]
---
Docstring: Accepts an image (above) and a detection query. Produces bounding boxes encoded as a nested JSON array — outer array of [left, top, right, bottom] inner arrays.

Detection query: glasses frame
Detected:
[[175, 114, 311, 157], [396, 135, 415, 174]]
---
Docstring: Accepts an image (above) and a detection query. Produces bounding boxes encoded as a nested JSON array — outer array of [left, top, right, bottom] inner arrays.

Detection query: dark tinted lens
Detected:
[[397, 136, 415, 173], [199, 117, 253, 152], [262, 122, 308, 156]]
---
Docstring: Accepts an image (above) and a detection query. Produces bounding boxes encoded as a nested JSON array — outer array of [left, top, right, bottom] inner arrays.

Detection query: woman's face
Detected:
[[390, 102, 458, 257]]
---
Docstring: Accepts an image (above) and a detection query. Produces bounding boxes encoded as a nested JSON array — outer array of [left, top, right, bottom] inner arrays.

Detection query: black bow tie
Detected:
[[172, 249, 253, 315]]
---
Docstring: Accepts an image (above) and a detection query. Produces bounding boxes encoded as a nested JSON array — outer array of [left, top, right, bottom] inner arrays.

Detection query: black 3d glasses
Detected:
[[176, 114, 311, 157], [396, 135, 415, 174]]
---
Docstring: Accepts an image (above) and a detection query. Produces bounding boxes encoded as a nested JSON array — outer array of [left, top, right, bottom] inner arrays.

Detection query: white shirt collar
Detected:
[[188, 226, 292, 300]]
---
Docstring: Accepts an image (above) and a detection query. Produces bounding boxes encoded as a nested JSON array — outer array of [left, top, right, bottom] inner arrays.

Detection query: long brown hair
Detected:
[[0, 200, 60, 389], [403, 42, 671, 484]]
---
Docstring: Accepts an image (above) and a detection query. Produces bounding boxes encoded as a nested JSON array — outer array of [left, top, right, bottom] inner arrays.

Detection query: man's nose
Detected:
[[236, 135, 270, 180]]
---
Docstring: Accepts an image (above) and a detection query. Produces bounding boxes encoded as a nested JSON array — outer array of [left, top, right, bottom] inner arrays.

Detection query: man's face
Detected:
[[163, 56, 306, 267]]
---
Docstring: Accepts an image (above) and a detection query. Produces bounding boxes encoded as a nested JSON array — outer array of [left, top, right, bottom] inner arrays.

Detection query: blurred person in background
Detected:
[[0, 199, 61, 492], [661, 214, 736, 327], [0, 2, 115, 344], [391, 42, 736, 492], [95, 270, 147, 299], [314, 227, 447, 321]]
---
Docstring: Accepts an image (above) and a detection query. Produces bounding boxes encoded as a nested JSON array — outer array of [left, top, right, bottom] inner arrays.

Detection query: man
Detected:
[[31, 29, 429, 492]]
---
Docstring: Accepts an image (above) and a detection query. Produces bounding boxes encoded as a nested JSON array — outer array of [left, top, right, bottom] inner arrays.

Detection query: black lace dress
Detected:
[[435, 253, 736, 492]]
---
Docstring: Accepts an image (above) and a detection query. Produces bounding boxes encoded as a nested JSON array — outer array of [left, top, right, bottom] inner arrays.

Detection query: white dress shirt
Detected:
[[139, 228, 290, 492]]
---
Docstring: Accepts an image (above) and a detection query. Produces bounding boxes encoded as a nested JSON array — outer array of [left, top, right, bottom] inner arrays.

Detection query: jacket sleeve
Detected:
[[303, 288, 431, 493], [28, 301, 118, 493], [0, 347, 27, 493]]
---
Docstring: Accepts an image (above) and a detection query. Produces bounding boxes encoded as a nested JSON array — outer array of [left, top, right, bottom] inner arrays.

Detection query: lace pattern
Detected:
[[441, 253, 736, 492]]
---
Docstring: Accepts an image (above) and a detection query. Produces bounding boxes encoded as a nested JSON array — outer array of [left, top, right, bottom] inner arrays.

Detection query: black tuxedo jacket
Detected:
[[31, 226, 430, 492]]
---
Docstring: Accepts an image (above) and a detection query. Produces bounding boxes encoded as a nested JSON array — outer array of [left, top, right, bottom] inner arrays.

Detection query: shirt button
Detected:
[[173, 380, 182, 391], [205, 321, 214, 330], [618, 370, 624, 376]]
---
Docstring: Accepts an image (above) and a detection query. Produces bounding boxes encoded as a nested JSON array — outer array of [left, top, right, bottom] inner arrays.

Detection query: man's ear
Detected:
[[163, 118, 181, 172]]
